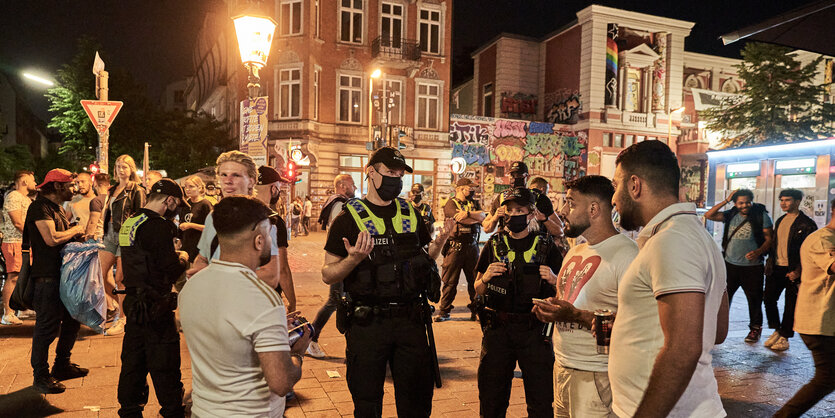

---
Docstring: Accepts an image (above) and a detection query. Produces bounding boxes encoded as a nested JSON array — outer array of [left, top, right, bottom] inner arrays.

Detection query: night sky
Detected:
[[0, 0, 817, 121]]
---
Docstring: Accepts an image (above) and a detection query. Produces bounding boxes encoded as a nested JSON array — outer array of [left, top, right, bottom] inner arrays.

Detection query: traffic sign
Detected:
[[80, 100, 123, 134]]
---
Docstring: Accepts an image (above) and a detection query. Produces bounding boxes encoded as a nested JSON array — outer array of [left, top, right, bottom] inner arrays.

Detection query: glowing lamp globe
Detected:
[[233, 14, 277, 68]]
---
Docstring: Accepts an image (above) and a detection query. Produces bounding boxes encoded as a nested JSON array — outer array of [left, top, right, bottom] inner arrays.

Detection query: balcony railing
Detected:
[[371, 36, 421, 62]]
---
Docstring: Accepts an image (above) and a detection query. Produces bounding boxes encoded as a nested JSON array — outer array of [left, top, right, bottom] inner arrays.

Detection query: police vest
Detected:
[[451, 198, 481, 241], [484, 233, 554, 313], [119, 213, 155, 290], [344, 198, 430, 303]]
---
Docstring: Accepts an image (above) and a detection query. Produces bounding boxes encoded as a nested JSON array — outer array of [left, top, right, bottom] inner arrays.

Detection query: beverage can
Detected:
[[594, 309, 614, 354]]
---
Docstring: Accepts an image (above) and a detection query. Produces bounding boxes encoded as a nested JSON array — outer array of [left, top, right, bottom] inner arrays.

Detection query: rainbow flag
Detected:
[[606, 38, 618, 74]]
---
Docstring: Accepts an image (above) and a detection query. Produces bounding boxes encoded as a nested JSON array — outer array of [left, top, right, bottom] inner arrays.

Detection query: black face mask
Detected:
[[373, 170, 403, 201], [507, 214, 529, 233], [163, 199, 178, 220], [412, 195, 422, 204], [467, 190, 476, 200], [513, 176, 526, 188]]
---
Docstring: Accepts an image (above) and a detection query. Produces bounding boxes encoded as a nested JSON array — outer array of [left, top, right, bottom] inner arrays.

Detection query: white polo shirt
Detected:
[[179, 260, 290, 418], [609, 203, 726, 418]]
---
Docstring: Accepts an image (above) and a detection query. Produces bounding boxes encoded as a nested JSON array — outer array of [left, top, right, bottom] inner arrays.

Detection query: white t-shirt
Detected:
[[303, 200, 312, 217], [179, 260, 290, 418], [609, 203, 726, 418], [197, 212, 279, 261], [553, 234, 638, 372], [795, 227, 835, 336]]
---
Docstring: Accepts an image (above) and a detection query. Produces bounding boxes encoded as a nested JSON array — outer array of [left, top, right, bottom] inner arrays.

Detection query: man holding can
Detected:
[[607, 141, 729, 418], [533, 175, 638, 417]]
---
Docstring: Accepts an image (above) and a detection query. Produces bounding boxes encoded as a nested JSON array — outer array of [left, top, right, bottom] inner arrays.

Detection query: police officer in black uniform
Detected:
[[436, 177, 486, 322], [409, 183, 435, 234], [321, 147, 454, 417], [483, 161, 563, 238], [474, 187, 562, 418], [117, 179, 189, 418]]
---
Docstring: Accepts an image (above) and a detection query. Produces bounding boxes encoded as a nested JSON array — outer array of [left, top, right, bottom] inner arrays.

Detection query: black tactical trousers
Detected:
[[117, 295, 184, 418], [478, 322, 554, 418], [345, 313, 434, 417], [439, 242, 479, 315]]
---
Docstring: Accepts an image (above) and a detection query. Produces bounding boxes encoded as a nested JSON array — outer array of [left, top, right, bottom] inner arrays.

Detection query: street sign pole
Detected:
[[96, 69, 110, 173]]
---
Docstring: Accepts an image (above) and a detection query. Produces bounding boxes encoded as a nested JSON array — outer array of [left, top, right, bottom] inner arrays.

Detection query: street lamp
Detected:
[[667, 106, 685, 143], [368, 69, 381, 145], [233, 12, 277, 99], [21, 72, 54, 87]]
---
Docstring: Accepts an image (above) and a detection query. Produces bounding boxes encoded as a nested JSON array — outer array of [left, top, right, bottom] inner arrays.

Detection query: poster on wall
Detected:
[[240, 96, 269, 167]]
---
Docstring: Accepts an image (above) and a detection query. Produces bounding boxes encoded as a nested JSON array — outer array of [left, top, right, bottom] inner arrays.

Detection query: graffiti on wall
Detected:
[[680, 160, 707, 208], [544, 92, 582, 125], [449, 119, 491, 165], [500, 92, 537, 119]]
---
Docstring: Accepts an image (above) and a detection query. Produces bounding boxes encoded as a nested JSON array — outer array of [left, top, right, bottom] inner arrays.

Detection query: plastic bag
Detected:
[[60, 241, 106, 333]]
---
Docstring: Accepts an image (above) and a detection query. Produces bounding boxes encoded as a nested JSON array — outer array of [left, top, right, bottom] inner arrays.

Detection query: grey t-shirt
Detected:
[[725, 212, 773, 266]]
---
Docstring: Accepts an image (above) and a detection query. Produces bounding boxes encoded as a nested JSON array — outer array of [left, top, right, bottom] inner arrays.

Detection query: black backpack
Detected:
[[317, 195, 349, 230]]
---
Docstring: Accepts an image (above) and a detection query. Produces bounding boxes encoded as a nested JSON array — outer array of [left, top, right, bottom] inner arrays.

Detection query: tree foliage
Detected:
[[45, 36, 236, 179], [701, 42, 835, 148], [0, 145, 36, 182]]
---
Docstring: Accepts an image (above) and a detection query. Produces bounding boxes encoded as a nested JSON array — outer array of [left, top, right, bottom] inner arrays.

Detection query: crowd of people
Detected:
[[0, 140, 832, 417]]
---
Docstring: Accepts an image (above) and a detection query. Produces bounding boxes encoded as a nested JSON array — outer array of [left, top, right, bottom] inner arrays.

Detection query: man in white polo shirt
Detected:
[[608, 140, 729, 418], [179, 196, 310, 417]]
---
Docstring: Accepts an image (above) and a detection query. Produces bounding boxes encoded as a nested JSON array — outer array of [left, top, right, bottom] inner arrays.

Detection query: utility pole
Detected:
[[93, 52, 110, 173]]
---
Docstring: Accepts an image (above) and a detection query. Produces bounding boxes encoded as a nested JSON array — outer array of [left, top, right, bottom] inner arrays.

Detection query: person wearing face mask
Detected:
[[483, 161, 564, 239], [322, 146, 454, 417], [436, 177, 487, 322], [473, 187, 562, 417], [116, 178, 191, 417], [409, 183, 436, 234]]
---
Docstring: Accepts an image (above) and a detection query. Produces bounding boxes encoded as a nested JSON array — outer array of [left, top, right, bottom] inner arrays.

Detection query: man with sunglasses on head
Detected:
[[322, 147, 453, 417]]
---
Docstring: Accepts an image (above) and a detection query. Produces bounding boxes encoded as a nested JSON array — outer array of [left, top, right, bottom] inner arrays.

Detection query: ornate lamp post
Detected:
[[233, 12, 277, 99], [368, 69, 382, 145]]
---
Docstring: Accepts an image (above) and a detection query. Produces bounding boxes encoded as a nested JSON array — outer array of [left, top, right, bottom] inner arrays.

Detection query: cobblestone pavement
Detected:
[[0, 231, 832, 417]]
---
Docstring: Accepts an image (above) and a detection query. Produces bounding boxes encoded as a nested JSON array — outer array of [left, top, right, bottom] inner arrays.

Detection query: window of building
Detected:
[[314, 0, 320, 38], [339, 154, 369, 196], [419, 7, 441, 54], [383, 79, 403, 125], [313, 69, 320, 120], [279, 0, 302, 36], [338, 74, 363, 123], [625, 135, 634, 146], [340, 0, 363, 44], [603, 133, 611, 147], [279, 68, 301, 119], [381, 2, 403, 49], [417, 82, 441, 129], [482, 83, 494, 117], [401, 158, 435, 202], [614, 133, 623, 148], [636, 135, 645, 143]]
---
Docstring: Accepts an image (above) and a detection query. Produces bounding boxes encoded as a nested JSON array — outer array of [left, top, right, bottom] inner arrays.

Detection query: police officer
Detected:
[[436, 177, 486, 322], [117, 179, 189, 418], [321, 147, 453, 417], [409, 183, 435, 234], [483, 161, 563, 237], [474, 187, 562, 418]]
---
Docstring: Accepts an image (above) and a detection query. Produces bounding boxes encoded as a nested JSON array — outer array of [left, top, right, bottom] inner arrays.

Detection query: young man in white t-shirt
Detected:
[[608, 141, 729, 418], [179, 196, 310, 417], [534, 175, 638, 417]]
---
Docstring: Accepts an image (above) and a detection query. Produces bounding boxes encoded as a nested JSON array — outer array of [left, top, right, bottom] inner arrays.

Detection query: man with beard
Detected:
[[532, 175, 638, 417], [436, 177, 486, 322], [1, 170, 36, 325], [64, 172, 95, 230], [26, 169, 87, 393], [180, 196, 310, 417], [117, 179, 190, 417], [608, 140, 729, 418], [322, 147, 453, 416], [483, 161, 563, 237], [705, 188, 773, 343]]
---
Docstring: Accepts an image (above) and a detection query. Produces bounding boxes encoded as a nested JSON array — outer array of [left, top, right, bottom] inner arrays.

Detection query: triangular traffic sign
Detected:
[[80, 100, 123, 134]]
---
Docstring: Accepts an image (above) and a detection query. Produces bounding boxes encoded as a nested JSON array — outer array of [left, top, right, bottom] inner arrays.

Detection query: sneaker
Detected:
[[16, 309, 36, 319], [33, 375, 66, 394], [286, 390, 296, 401], [434, 313, 451, 322], [51, 362, 89, 381], [306, 341, 326, 358], [771, 336, 790, 351], [1, 313, 23, 325], [105, 317, 126, 336], [744, 327, 762, 343], [763, 331, 781, 348]]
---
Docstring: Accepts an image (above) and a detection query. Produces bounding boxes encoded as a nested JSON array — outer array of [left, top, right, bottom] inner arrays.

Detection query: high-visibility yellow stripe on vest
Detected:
[[345, 198, 418, 235], [491, 234, 540, 263], [119, 214, 149, 247]]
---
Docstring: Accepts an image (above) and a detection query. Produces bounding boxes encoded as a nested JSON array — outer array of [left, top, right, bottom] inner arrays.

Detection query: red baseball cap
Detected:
[[37, 169, 74, 189]]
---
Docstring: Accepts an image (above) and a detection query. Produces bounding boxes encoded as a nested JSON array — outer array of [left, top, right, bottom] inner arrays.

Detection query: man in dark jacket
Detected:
[[763, 189, 817, 352], [705, 188, 773, 343]]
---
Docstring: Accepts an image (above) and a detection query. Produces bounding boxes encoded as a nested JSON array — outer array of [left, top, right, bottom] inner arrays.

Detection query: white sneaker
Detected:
[[1, 313, 23, 325], [105, 317, 126, 336], [306, 341, 326, 358], [16, 310, 36, 319], [771, 336, 790, 351], [763, 330, 781, 348]]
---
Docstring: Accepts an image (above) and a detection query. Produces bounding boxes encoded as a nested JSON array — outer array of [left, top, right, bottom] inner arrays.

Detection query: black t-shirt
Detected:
[[25, 195, 71, 278], [122, 208, 186, 290], [324, 199, 432, 258], [274, 215, 289, 248], [443, 198, 482, 242], [490, 190, 555, 218], [181, 199, 213, 261], [476, 232, 562, 312]]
